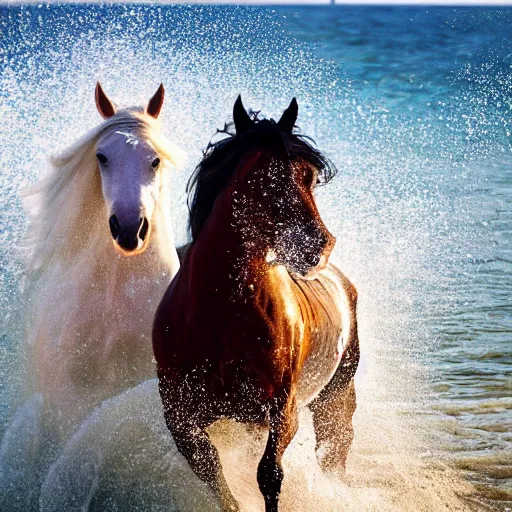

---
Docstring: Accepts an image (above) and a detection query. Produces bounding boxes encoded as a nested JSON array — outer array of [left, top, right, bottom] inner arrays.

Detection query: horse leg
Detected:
[[159, 382, 239, 512], [170, 422, 239, 511], [310, 271, 360, 476], [309, 378, 357, 475], [257, 394, 298, 512]]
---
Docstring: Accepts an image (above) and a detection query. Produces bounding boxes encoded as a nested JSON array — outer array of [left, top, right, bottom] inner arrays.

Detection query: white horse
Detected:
[[22, 83, 183, 438]]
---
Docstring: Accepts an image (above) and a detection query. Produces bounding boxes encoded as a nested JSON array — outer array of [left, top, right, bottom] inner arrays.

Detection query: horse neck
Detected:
[[190, 154, 272, 288]]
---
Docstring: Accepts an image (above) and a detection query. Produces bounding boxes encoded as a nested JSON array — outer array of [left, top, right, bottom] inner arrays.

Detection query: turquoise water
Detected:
[[0, 5, 511, 510]]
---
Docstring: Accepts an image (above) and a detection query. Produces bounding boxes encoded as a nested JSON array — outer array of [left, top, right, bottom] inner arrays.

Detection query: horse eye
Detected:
[[304, 169, 316, 188], [96, 153, 107, 164], [151, 157, 160, 169]]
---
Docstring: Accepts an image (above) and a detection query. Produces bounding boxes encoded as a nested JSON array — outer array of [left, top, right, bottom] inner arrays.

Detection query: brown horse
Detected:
[[153, 97, 359, 512]]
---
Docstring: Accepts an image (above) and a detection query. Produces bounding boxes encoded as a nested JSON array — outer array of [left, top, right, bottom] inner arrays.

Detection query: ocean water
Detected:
[[0, 4, 511, 511]]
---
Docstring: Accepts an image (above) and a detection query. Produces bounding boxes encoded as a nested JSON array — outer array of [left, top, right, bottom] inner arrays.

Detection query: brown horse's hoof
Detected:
[[264, 502, 279, 512]]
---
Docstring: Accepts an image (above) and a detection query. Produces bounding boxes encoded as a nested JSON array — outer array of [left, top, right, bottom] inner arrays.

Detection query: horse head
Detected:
[[94, 83, 166, 255], [232, 96, 336, 276]]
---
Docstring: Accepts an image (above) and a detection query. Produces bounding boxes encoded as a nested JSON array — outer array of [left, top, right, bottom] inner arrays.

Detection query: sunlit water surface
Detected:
[[0, 5, 511, 511]]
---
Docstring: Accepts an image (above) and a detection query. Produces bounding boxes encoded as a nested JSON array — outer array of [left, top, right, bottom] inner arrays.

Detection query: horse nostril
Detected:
[[109, 215, 121, 239], [138, 217, 149, 241], [316, 229, 334, 252]]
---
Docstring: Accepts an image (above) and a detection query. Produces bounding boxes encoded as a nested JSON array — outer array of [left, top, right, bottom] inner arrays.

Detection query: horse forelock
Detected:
[[187, 114, 337, 242], [23, 109, 182, 275]]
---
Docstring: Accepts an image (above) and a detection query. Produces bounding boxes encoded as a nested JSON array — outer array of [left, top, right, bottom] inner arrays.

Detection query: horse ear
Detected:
[[147, 83, 165, 119], [233, 95, 252, 135], [277, 98, 298, 133], [95, 82, 116, 119]]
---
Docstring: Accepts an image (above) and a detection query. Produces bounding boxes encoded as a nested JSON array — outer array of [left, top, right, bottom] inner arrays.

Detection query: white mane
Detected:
[[23, 109, 184, 276]]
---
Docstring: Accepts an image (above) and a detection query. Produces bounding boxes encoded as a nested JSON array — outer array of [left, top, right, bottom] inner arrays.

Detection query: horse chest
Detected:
[[291, 272, 346, 404], [296, 328, 343, 405], [31, 260, 170, 401]]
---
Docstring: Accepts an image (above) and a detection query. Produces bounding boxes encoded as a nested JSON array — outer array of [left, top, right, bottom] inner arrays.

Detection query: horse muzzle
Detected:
[[109, 214, 150, 254], [296, 230, 335, 277]]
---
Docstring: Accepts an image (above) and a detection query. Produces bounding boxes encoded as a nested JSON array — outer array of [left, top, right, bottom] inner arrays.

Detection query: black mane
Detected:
[[187, 112, 337, 242]]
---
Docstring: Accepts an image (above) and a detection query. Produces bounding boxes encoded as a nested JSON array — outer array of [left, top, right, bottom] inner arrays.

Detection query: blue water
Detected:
[[1, 4, 511, 510]]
